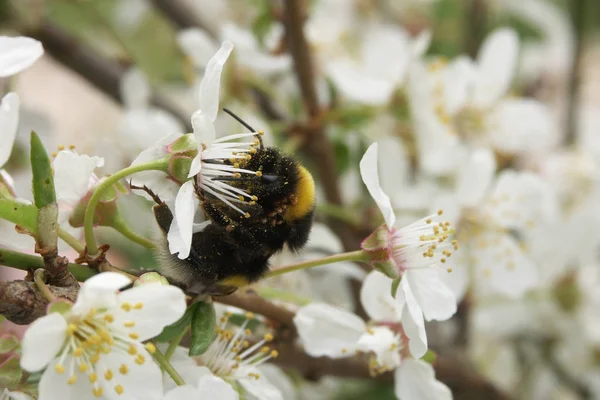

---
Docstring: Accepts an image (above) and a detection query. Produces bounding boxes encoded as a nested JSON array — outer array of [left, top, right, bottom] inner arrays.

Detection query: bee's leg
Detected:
[[202, 201, 234, 227], [129, 181, 163, 206]]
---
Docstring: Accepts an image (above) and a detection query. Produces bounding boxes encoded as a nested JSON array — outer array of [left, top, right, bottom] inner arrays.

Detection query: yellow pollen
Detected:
[[55, 364, 65, 374], [244, 212, 251, 218], [441, 258, 446, 263], [261, 346, 270, 353], [447, 268, 453, 273], [437, 209, 443, 216], [426, 218, 432, 224], [251, 196, 257, 201], [58, 144, 65, 151], [121, 302, 132, 312], [124, 321, 135, 328], [250, 148, 257, 154], [73, 347, 83, 357], [93, 387, 103, 397], [135, 355, 145, 365], [235, 355, 242, 362], [129, 332, 140, 340], [242, 340, 249, 348], [89, 373, 98, 383], [233, 163, 240, 168], [104, 314, 114, 323], [51, 151, 58, 157], [67, 324, 77, 336], [68, 375, 77, 385], [115, 385, 124, 395], [246, 312, 255, 320], [69, 144, 76, 150], [238, 195, 244, 201], [258, 130, 264, 136], [270, 350, 279, 358], [264, 333, 274, 342], [105, 369, 114, 380], [128, 345, 138, 355], [134, 303, 143, 310], [78, 363, 89, 372], [255, 171, 263, 177], [145, 343, 157, 354], [119, 364, 128, 375]]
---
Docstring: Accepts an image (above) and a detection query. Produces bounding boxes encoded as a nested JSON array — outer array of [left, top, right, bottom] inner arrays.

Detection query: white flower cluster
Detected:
[[1, 0, 598, 399]]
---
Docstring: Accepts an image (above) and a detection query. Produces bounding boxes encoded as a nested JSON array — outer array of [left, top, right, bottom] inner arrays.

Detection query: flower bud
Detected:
[[134, 272, 170, 287], [361, 225, 399, 279]]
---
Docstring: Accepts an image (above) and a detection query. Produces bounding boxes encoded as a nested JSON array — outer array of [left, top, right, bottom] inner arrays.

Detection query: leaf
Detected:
[[0, 333, 20, 354], [154, 302, 198, 342], [0, 355, 22, 385], [47, 298, 73, 316], [422, 349, 437, 364], [0, 198, 38, 233], [189, 301, 216, 356], [391, 277, 401, 298], [30, 131, 56, 209], [227, 313, 261, 331]]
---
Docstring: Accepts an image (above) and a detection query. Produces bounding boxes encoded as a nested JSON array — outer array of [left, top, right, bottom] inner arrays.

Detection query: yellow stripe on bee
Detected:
[[220, 275, 250, 287], [284, 165, 315, 222]]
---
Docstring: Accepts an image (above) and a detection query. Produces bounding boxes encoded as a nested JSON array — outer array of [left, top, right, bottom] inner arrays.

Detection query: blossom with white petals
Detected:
[[0, 36, 43, 78], [0, 389, 33, 400], [20, 272, 186, 400], [0, 93, 20, 170], [163, 367, 238, 400]]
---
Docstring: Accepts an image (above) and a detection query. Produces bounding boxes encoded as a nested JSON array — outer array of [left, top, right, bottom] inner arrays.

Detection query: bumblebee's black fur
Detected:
[[150, 146, 315, 296]]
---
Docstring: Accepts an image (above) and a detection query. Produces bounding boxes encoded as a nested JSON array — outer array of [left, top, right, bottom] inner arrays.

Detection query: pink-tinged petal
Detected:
[[0, 93, 20, 168], [97, 346, 163, 400], [177, 29, 217, 68], [397, 279, 427, 358], [360, 271, 397, 322], [405, 268, 457, 321], [488, 98, 555, 154], [38, 356, 94, 400], [456, 148, 496, 208], [198, 41, 233, 121], [359, 143, 396, 228], [395, 359, 452, 400], [114, 285, 187, 341], [54, 152, 104, 205], [20, 313, 67, 372], [294, 303, 366, 358], [0, 36, 43, 78], [172, 180, 198, 259], [163, 386, 200, 400], [473, 28, 519, 108]]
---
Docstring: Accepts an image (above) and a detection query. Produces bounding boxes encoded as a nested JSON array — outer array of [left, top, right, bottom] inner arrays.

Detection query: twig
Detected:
[[464, 0, 487, 58], [26, 22, 192, 131], [0, 247, 96, 281], [565, 0, 587, 145], [216, 289, 296, 327], [148, 0, 217, 38], [33, 269, 55, 302], [0, 279, 79, 324]]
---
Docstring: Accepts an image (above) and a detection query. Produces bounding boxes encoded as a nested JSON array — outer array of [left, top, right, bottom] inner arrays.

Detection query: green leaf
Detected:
[[154, 303, 198, 342], [30, 131, 56, 209], [0, 333, 20, 354], [228, 313, 261, 331], [47, 298, 73, 316], [0, 355, 22, 385], [0, 198, 38, 232], [422, 349, 437, 365], [189, 301, 216, 356], [391, 277, 401, 298]]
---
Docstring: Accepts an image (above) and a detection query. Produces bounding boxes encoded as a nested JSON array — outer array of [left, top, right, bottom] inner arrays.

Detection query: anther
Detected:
[[55, 364, 65, 374], [124, 321, 135, 328], [145, 343, 157, 354], [121, 303, 132, 312], [68, 375, 77, 385], [264, 333, 274, 342], [78, 363, 89, 373], [119, 364, 129, 375], [115, 385, 124, 395], [133, 303, 143, 310], [93, 387, 103, 397], [105, 370, 114, 381]]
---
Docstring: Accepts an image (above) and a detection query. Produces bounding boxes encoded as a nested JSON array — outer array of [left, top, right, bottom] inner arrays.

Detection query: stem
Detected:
[[0, 247, 96, 281], [84, 160, 167, 256], [152, 343, 186, 386], [264, 250, 369, 279], [565, 0, 587, 145], [33, 269, 55, 302], [165, 327, 189, 362], [58, 227, 85, 254], [110, 216, 155, 250]]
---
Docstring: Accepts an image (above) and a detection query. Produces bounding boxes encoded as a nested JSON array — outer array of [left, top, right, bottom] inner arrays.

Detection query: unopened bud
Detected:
[[134, 272, 170, 287]]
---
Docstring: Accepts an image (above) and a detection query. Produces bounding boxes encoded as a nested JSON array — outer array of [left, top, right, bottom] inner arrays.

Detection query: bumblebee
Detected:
[[136, 110, 315, 295]]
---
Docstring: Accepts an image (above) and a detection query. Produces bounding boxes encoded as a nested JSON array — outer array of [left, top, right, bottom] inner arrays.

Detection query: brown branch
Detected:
[[25, 22, 192, 131], [565, 0, 587, 145], [216, 289, 296, 327], [148, 0, 217, 38], [0, 279, 79, 325]]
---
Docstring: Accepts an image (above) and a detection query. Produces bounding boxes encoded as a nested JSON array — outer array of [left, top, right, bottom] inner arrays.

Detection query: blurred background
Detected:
[[1, 0, 600, 399]]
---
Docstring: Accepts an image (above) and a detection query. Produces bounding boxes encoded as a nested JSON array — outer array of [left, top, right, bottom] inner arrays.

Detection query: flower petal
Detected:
[[189, 110, 216, 177], [198, 41, 233, 121], [2, 389, 34, 400], [163, 385, 201, 400], [38, 356, 94, 400], [0, 36, 43, 78], [0, 93, 20, 168], [326, 59, 396, 106], [121, 68, 150, 109], [197, 375, 239, 399], [177, 29, 218, 68], [20, 313, 67, 372], [360, 271, 397, 322], [98, 346, 162, 400], [397, 279, 428, 358], [238, 369, 282, 400], [456, 148, 496, 208], [359, 143, 395, 228], [473, 28, 519, 107], [294, 303, 366, 358], [172, 180, 198, 259], [256, 364, 296, 400], [54, 152, 104, 205], [395, 359, 452, 400], [114, 285, 187, 341], [356, 326, 401, 370], [405, 268, 457, 321]]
